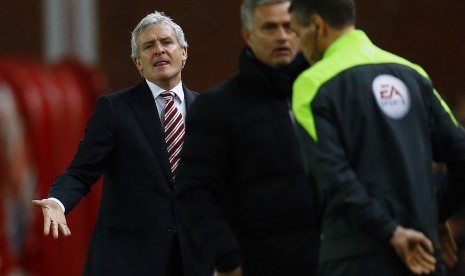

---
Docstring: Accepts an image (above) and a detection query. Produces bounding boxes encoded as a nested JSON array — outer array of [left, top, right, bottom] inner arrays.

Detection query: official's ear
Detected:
[[311, 13, 323, 32]]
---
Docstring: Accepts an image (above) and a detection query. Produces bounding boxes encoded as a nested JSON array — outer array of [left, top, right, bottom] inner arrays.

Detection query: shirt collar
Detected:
[[145, 79, 185, 102]]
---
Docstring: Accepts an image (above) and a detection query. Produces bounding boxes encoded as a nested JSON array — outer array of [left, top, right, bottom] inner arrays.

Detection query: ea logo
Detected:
[[372, 74, 410, 119]]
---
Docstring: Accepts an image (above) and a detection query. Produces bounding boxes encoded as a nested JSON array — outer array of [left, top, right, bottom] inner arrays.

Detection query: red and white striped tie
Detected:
[[161, 91, 185, 178]]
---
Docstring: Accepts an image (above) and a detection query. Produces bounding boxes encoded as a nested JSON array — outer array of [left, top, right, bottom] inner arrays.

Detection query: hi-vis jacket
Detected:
[[293, 29, 465, 262]]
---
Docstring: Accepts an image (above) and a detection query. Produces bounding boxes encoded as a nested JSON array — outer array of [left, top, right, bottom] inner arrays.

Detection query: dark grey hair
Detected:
[[240, 0, 290, 31], [131, 11, 188, 59], [289, 0, 356, 28]]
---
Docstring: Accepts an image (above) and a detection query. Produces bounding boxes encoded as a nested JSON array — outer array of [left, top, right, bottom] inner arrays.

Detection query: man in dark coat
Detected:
[[32, 11, 211, 276], [289, 0, 465, 275], [175, 1, 320, 275]]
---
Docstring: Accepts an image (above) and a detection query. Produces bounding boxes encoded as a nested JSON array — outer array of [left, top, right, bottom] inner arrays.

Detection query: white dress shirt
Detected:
[[146, 79, 187, 123]]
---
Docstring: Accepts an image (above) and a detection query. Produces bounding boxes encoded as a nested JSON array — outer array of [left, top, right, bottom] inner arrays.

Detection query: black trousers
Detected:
[[165, 235, 185, 276], [318, 252, 447, 276]]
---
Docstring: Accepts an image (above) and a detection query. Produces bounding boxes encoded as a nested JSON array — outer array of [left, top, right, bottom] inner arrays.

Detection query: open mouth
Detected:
[[154, 60, 170, 67], [273, 47, 291, 55]]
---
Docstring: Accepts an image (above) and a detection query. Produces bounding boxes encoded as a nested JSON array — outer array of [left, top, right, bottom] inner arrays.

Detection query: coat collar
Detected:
[[238, 47, 310, 99]]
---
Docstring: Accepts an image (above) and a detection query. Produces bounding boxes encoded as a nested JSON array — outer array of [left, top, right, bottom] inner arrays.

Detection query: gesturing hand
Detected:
[[32, 199, 71, 239], [390, 226, 436, 275]]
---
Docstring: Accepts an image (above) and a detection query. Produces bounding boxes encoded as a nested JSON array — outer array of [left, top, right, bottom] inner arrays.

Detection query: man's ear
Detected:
[[241, 26, 253, 47], [133, 58, 144, 77], [133, 58, 142, 70], [181, 47, 188, 61], [312, 14, 324, 33]]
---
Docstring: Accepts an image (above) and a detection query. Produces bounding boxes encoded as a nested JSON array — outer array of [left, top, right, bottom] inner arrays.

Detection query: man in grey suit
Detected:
[[32, 11, 211, 276]]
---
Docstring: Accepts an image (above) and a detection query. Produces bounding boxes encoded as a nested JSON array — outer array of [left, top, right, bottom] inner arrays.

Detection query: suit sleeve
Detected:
[[176, 93, 241, 271], [49, 96, 116, 213], [301, 92, 397, 241]]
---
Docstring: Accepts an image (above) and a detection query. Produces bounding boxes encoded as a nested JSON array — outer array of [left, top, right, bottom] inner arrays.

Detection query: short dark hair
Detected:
[[289, 0, 356, 28]]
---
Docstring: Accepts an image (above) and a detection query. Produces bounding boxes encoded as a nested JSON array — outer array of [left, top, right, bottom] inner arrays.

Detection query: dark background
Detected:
[[1, 0, 464, 103]]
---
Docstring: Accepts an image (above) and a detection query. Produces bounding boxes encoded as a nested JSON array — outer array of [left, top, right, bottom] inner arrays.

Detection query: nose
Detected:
[[153, 43, 166, 55], [276, 26, 291, 41]]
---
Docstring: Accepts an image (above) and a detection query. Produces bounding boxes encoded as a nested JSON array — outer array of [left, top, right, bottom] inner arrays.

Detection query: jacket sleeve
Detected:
[[176, 93, 241, 271], [300, 91, 397, 241], [429, 91, 465, 221], [48, 96, 116, 213]]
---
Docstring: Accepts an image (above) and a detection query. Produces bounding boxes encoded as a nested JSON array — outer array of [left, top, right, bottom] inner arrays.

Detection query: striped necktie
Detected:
[[160, 91, 185, 178]]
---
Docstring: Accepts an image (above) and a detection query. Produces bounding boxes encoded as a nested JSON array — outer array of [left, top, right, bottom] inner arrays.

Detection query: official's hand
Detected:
[[438, 221, 458, 267], [32, 199, 71, 239], [390, 226, 436, 275], [214, 266, 242, 276]]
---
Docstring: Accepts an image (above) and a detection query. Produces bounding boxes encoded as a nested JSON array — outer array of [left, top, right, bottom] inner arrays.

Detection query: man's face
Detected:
[[243, 1, 299, 68], [290, 12, 321, 63], [133, 23, 187, 88]]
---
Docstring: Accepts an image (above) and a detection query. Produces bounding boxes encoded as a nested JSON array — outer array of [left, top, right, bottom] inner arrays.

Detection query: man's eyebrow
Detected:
[[159, 36, 173, 41], [141, 39, 155, 46], [262, 21, 279, 26]]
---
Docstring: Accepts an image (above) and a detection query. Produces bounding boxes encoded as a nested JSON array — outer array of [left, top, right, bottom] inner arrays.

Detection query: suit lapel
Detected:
[[126, 81, 173, 183], [183, 85, 198, 111], [125, 82, 198, 185]]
